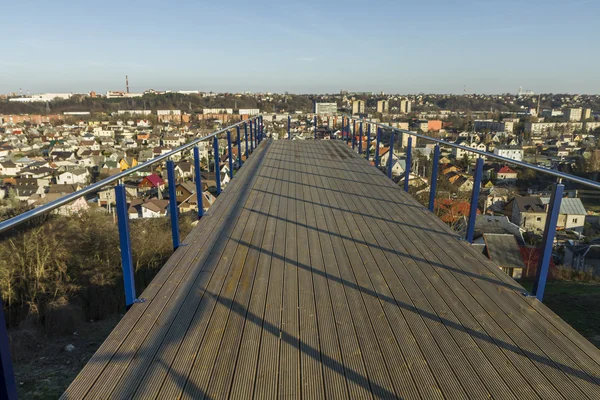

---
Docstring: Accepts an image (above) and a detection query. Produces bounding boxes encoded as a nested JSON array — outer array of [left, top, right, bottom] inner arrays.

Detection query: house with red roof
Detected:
[[138, 173, 165, 190], [495, 166, 518, 183]]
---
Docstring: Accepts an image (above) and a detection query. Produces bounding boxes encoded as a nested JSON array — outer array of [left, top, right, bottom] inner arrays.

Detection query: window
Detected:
[[176, 190, 183, 196], [536, 217, 542, 222], [573, 218, 578, 223]]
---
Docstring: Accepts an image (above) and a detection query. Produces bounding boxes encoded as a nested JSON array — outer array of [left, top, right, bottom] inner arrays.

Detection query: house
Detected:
[[493, 145, 523, 161], [540, 197, 586, 233], [32, 193, 89, 215], [483, 233, 525, 279], [179, 191, 215, 213], [56, 168, 89, 185], [47, 183, 82, 195], [119, 157, 138, 171], [564, 244, 600, 277], [139, 173, 165, 191], [507, 196, 586, 233], [495, 166, 518, 183], [175, 182, 197, 204], [141, 199, 169, 218], [484, 187, 511, 213], [175, 162, 194, 180], [0, 161, 20, 176], [507, 196, 547, 232]]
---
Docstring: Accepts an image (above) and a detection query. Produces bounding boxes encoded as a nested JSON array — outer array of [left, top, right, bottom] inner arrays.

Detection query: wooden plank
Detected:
[[201, 156, 277, 399], [279, 141, 301, 399], [301, 148, 373, 399], [253, 142, 290, 398], [306, 145, 397, 399], [228, 145, 284, 399], [295, 141, 327, 399]]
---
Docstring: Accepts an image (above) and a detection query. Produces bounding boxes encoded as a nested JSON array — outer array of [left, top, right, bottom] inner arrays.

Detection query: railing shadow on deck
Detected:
[[229, 236, 600, 387]]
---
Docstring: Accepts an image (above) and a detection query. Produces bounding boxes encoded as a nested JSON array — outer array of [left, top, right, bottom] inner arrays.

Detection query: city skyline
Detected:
[[2, 0, 599, 94]]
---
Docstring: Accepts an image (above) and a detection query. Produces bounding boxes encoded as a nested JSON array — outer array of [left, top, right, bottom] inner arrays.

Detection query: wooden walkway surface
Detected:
[[63, 139, 600, 399]]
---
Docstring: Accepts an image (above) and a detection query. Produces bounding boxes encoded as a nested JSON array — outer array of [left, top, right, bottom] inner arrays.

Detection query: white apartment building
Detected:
[[474, 120, 514, 133], [314, 103, 338, 115], [352, 100, 365, 115], [203, 108, 233, 114], [494, 145, 523, 161], [524, 122, 583, 135], [238, 109, 260, 115], [565, 107, 582, 122], [376, 100, 389, 114], [400, 99, 412, 114]]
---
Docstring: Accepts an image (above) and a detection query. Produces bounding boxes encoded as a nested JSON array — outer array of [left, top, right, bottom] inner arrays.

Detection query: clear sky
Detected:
[[1, 0, 598, 94]]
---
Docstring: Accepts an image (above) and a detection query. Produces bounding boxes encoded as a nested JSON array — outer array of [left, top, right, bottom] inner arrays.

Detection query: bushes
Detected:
[[555, 266, 597, 283], [0, 209, 195, 330]]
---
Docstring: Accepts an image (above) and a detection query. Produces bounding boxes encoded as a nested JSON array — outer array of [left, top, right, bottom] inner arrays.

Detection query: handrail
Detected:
[[346, 116, 600, 191], [0, 116, 260, 234]]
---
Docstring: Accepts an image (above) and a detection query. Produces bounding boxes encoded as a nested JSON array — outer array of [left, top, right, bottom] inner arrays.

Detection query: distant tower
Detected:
[[126, 75, 130, 94]]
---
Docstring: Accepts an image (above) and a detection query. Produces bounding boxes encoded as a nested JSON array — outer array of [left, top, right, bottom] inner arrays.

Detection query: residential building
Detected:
[[565, 107, 582, 122], [399, 99, 412, 114], [582, 108, 592, 120], [376, 100, 389, 114], [314, 102, 338, 115], [141, 199, 169, 218], [157, 110, 182, 123], [495, 166, 518, 183], [482, 233, 525, 279], [411, 120, 428, 132], [352, 100, 365, 115], [203, 108, 233, 114], [524, 122, 583, 134], [56, 168, 89, 185], [494, 145, 523, 161], [238, 109, 260, 116], [507, 196, 586, 233], [474, 120, 514, 133], [564, 244, 600, 277]]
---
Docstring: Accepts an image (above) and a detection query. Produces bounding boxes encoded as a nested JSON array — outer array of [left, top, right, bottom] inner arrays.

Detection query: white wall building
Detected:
[[494, 146, 523, 161]]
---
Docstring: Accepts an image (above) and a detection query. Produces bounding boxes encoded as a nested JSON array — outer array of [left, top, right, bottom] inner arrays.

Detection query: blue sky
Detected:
[[1, 0, 598, 94]]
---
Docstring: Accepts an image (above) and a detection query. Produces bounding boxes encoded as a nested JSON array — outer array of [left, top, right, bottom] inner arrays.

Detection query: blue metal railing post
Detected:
[[352, 121, 356, 150], [366, 124, 371, 161], [244, 122, 249, 158], [0, 298, 17, 400], [236, 126, 242, 169], [227, 130, 234, 179], [115, 184, 136, 307], [213, 136, 221, 194], [288, 115, 291, 140], [259, 116, 263, 141], [375, 127, 381, 168], [341, 116, 345, 140], [428, 144, 440, 212], [166, 160, 181, 250], [532, 182, 565, 301], [387, 131, 395, 179], [256, 117, 259, 143], [404, 136, 412, 192], [359, 121, 363, 154], [314, 115, 317, 140], [466, 157, 484, 243], [193, 146, 204, 219], [249, 121, 254, 153]]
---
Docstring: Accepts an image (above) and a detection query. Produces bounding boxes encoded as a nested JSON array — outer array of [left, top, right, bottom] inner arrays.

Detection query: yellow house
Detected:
[[119, 157, 138, 171]]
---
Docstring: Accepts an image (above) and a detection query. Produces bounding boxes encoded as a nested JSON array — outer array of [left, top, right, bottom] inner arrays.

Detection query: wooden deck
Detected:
[[63, 139, 600, 399]]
